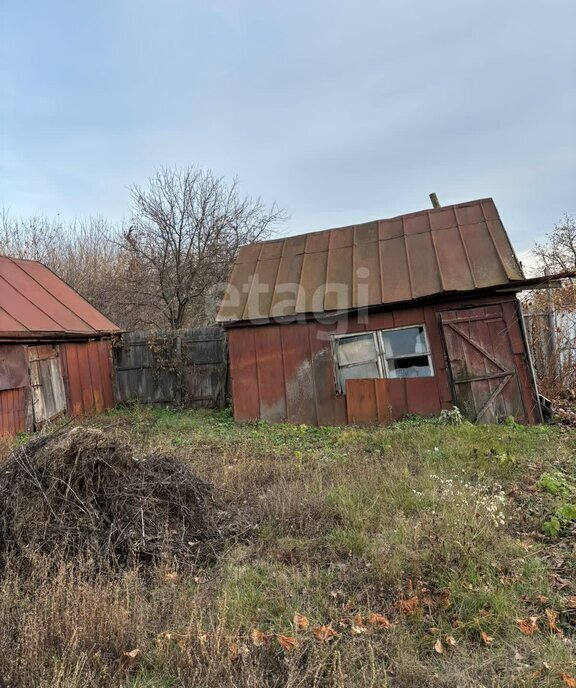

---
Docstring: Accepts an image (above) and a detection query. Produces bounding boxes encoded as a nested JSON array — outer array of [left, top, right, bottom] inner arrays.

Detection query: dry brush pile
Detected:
[[0, 426, 236, 572]]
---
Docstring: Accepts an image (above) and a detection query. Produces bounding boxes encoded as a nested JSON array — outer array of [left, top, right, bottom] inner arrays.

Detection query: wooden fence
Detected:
[[113, 327, 228, 408]]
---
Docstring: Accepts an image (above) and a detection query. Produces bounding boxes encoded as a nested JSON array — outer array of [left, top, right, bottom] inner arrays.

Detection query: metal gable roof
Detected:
[[0, 255, 121, 339], [217, 198, 526, 324]]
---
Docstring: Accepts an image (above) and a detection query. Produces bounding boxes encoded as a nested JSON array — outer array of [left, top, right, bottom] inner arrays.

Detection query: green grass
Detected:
[[1, 406, 575, 687]]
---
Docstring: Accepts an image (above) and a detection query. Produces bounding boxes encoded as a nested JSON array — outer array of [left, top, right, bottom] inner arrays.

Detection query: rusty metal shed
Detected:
[[0, 255, 120, 435], [218, 198, 557, 426]]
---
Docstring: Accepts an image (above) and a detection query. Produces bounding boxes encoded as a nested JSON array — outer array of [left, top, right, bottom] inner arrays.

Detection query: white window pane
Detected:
[[382, 327, 426, 357], [387, 355, 432, 378], [336, 334, 377, 366], [339, 361, 380, 391]]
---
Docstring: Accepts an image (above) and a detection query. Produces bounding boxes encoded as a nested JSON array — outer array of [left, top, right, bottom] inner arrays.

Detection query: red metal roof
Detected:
[[217, 198, 526, 323], [0, 255, 121, 339]]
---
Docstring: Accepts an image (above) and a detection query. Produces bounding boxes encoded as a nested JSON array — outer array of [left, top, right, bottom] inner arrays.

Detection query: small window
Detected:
[[380, 326, 433, 379], [333, 325, 433, 392], [333, 332, 382, 393]]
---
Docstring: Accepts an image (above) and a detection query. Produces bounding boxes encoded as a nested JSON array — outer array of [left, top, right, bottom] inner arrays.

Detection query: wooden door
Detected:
[[440, 307, 526, 423], [28, 345, 67, 426]]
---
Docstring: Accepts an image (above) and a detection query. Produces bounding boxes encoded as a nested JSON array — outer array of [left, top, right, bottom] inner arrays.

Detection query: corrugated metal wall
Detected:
[[59, 340, 115, 416], [227, 295, 539, 426], [0, 339, 116, 436]]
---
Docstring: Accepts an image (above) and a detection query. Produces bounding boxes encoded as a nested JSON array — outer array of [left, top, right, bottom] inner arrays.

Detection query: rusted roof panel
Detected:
[[217, 198, 525, 323], [0, 255, 120, 339]]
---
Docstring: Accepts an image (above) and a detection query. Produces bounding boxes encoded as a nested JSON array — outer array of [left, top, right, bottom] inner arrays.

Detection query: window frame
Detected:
[[332, 330, 384, 394], [332, 324, 434, 394], [378, 324, 434, 380]]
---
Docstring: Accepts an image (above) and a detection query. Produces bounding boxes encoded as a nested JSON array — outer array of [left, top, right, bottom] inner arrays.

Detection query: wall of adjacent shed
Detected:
[[0, 339, 115, 435], [227, 295, 539, 426]]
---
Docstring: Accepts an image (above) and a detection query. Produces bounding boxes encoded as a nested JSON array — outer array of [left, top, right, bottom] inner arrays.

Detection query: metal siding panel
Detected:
[[459, 223, 508, 288], [329, 226, 354, 249], [0, 387, 26, 435], [406, 232, 443, 298], [346, 379, 378, 424], [433, 227, 476, 292], [0, 261, 92, 332], [243, 258, 281, 321], [325, 246, 353, 311], [218, 262, 255, 322], [98, 341, 115, 409], [254, 325, 287, 422], [86, 342, 105, 412], [0, 345, 29, 391], [388, 379, 408, 420], [487, 219, 524, 280], [228, 328, 260, 421], [76, 343, 96, 415], [346, 379, 391, 425], [280, 324, 318, 424], [405, 378, 442, 416], [270, 254, 303, 318], [354, 221, 378, 245], [0, 307, 28, 332], [296, 252, 328, 314], [379, 237, 412, 303], [309, 322, 347, 425], [354, 242, 381, 308], [0, 278, 63, 332], [62, 344, 84, 416], [13, 259, 120, 333], [305, 231, 330, 254]]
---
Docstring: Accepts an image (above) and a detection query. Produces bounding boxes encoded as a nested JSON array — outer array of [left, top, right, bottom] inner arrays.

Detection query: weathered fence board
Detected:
[[114, 327, 227, 408]]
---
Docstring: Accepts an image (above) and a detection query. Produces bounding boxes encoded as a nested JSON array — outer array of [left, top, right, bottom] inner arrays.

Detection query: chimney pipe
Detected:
[[429, 192, 440, 209]]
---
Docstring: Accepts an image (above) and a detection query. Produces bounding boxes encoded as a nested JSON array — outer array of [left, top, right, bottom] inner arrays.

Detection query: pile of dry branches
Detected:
[[0, 427, 230, 571]]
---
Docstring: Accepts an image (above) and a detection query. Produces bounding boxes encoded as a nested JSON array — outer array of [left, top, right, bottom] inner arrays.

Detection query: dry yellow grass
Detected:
[[0, 406, 574, 687]]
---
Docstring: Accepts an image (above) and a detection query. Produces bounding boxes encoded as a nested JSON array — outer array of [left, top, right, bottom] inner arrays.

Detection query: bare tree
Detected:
[[0, 210, 128, 327], [532, 214, 576, 272], [0, 210, 63, 262], [122, 166, 286, 329]]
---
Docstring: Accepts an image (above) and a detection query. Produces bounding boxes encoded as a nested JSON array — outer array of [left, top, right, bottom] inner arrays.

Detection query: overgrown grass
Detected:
[[0, 406, 575, 687]]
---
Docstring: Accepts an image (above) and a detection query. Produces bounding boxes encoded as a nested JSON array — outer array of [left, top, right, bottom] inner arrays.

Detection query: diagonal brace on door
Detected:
[[445, 322, 509, 374]]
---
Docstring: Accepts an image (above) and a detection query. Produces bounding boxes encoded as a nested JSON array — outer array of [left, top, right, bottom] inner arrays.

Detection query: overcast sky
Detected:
[[0, 0, 574, 254]]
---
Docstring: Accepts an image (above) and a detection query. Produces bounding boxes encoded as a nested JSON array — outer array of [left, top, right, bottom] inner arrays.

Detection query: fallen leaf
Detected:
[[439, 590, 452, 608], [434, 638, 444, 654], [250, 629, 266, 647], [536, 595, 550, 605], [517, 617, 539, 635], [293, 613, 309, 631], [397, 596, 419, 615], [177, 638, 186, 650], [445, 635, 458, 647], [313, 625, 338, 643], [480, 631, 493, 646], [229, 643, 240, 661], [123, 648, 140, 661], [560, 673, 576, 688], [165, 571, 179, 582], [351, 613, 367, 635], [565, 596, 576, 609], [278, 635, 299, 652], [551, 574, 571, 590], [368, 613, 392, 628], [545, 609, 563, 636]]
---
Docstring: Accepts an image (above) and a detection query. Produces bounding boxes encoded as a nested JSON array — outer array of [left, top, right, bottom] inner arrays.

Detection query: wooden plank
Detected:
[[388, 379, 407, 420]]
